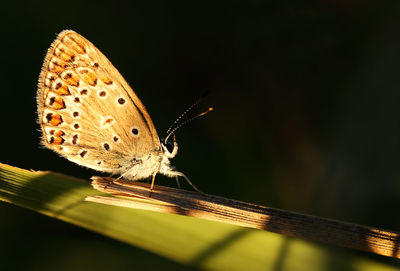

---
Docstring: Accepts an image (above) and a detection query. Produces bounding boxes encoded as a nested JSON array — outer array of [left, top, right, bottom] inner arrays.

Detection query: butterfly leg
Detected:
[[150, 173, 156, 191], [175, 176, 181, 189], [175, 172, 202, 193], [113, 174, 124, 182], [96, 174, 123, 191]]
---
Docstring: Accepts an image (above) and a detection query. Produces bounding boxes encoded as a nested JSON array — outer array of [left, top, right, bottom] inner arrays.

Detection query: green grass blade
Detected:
[[0, 163, 397, 271]]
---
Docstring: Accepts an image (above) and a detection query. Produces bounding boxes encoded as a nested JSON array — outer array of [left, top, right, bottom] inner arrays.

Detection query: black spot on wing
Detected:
[[126, 95, 154, 143]]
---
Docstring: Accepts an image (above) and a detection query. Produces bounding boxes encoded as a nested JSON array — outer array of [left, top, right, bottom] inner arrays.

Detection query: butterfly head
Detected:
[[161, 134, 178, 158]]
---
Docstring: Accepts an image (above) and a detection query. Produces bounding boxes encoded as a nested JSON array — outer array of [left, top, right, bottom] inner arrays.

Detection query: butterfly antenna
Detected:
[[165, 107, 213, 143], [165, 91, 209, 136]]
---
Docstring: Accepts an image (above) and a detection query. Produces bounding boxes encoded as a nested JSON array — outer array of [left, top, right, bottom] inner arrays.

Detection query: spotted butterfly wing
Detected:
[[37, 30, 161, 174]]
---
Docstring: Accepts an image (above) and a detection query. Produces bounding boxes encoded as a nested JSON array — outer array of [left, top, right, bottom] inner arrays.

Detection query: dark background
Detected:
[[1, 1, 400, 270]]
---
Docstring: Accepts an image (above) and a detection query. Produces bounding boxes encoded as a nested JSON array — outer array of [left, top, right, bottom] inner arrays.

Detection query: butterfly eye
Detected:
[[165, 142, 174, 153]]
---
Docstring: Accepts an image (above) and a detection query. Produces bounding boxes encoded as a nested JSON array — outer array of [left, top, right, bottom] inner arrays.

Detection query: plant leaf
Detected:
[[0, 163, 397, 271]]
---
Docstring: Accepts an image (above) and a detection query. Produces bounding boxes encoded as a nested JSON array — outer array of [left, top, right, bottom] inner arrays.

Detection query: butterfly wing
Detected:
[[37, 30, 161, 173]]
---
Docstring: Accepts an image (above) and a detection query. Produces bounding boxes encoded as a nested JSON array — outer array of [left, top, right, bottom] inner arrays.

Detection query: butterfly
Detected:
[[37, 30, 209, 191]]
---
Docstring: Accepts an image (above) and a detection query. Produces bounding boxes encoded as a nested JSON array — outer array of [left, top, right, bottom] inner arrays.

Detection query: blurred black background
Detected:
[[1, 1, 400, 270]]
